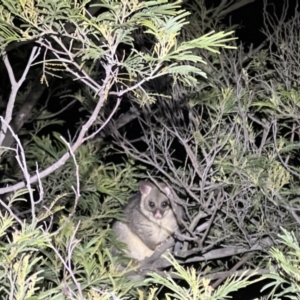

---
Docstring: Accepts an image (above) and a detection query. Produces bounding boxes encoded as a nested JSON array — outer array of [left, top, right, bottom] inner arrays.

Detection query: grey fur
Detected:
[[112, 181, 178, 261]]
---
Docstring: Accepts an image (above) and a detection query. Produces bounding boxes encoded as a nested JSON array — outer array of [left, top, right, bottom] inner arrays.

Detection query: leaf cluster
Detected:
[[262, 228, 300, 300]]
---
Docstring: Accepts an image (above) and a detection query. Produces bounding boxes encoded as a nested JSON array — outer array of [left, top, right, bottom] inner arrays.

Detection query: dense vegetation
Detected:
[[1, 0, 300, 299]]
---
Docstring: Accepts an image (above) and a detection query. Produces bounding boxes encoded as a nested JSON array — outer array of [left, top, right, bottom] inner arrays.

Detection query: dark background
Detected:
[[207, 0, 299, 46]]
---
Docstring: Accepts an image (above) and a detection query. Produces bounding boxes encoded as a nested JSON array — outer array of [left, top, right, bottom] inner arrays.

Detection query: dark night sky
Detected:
[[207, 0, 300, 46]]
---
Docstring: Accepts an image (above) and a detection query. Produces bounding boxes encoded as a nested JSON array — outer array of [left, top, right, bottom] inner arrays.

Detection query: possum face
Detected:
[[139, 181, 171, 219]]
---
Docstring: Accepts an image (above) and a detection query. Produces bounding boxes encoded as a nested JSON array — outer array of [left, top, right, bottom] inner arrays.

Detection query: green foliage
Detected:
[[144, 255, 261, 300], [0, 0, 236, 93], [0, 210, 141, 299], [23, 136, 143, 228], [262, 228, 300, 299], [0, 213, 51, 298], [0, 207, 260, 299], [3, 0, 300, 299]]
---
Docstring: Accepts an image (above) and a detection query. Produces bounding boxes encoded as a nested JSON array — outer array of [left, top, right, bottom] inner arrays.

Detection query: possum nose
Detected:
[[154, 209, 163, 219]]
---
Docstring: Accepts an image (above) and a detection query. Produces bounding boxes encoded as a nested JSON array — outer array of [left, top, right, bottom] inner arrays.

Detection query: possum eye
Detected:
[[149, 201, 155, 208], [161, 201, 168, 208]]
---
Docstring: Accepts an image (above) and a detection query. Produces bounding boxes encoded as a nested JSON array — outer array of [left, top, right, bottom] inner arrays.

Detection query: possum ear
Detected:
[[163, 186, 171, 197], [139, 181, 153, 195], [158, 182, 171, 197]]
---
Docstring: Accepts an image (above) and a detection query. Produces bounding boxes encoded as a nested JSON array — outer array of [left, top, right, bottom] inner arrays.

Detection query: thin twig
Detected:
[[0, 47, 41, 145]]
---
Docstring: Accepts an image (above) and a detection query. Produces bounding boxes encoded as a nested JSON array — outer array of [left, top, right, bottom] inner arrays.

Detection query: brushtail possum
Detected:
[[112, 181, 178, 261]]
